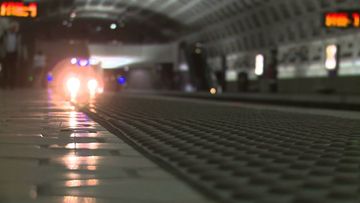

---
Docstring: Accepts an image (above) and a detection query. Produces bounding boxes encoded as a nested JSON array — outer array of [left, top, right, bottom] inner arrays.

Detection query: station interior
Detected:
[[0, 1, 360, 203]]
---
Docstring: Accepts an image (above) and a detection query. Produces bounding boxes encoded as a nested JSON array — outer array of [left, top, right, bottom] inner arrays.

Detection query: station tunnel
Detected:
[[2, 0, 359, 95], [0, 1, 360, 203]]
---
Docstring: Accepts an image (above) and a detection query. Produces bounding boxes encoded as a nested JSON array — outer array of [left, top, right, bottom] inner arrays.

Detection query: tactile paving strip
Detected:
[[84, 95, 360, 203]]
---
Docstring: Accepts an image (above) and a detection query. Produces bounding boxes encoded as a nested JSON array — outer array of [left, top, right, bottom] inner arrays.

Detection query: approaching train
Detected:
[[49, 57, 104, 102]]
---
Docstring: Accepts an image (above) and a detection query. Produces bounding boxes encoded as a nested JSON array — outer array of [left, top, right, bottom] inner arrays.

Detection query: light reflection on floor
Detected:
[[48, 90, 101, 198], [65, 143, 101, 150], [62, 196, 98, 203], [61, 155, 99, 170], [69, 111, 78, 128], [0, 90, 213, 203], [65, 179, 100, 187]]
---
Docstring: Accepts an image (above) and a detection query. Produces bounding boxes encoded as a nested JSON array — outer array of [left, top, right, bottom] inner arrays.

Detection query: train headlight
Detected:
[[98, 87, 104, 94], [70, 58, 78, 65], [87, 79, 98, 92], [66, 77, 81, 93]]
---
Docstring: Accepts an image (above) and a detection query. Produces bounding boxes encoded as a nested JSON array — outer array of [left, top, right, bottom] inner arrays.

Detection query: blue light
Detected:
[[47, 74, 53, 82], [117, 76, 126, 85], [78, 59, 90, 67]]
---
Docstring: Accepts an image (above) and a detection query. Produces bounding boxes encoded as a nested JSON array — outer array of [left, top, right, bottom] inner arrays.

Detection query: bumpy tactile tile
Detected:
[[86, 94, 360, 203]]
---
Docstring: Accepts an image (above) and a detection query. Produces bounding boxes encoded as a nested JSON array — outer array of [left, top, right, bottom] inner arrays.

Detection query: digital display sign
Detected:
[[324, 11, 360, 28], [0, 2, 37, 18]]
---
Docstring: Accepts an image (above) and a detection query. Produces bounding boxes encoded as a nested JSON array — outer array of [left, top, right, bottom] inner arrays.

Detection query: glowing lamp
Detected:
[[47, 73, 53, 82], [117, 76, 126, 85], [110, 23, 117, 30], [325, 44, 338, 70], [70, 58, 77, 65], [255, 54, 264, 76], [78, 59, 89, 67], [89, 58, 99, 65], [210, 88, 217, 95]]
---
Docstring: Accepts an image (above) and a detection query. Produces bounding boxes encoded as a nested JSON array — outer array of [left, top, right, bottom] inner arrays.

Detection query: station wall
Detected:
[[88, 43, 178, 69], [35, 39, 89, 69], [206, 32, 360, 95]]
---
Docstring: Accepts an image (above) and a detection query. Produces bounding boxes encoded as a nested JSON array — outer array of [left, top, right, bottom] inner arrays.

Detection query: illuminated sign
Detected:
[[325, 44, 338, 70], [324, 11, 360, 28], [255, 54, 264, 76], [0, 2, 37, 18]]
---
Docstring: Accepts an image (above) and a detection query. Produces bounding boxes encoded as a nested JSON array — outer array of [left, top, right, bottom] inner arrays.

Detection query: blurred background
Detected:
[[0, 0, 359, 95]]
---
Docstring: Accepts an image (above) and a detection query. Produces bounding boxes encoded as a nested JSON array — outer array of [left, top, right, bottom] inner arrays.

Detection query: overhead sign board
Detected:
[[0, 2, 37, 18], [324, 11, 360, 28]]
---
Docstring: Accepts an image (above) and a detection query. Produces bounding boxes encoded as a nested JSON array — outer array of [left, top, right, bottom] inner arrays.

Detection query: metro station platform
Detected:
[[123, 90, 360, 111], [0, 90, 212, 203], [1, 90, 360, 203]]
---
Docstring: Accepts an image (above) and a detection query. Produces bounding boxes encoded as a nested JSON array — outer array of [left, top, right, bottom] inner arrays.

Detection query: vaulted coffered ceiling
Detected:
[[28, 0, 356, 48]]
